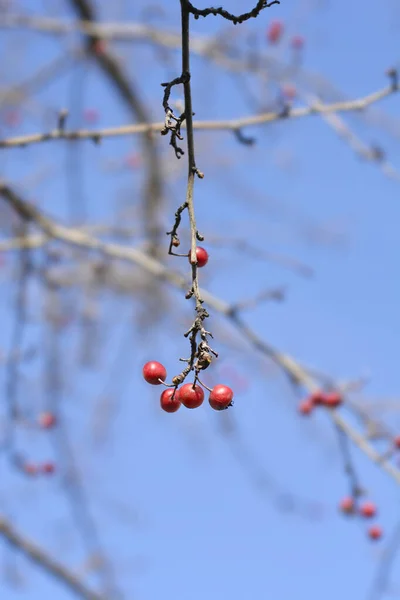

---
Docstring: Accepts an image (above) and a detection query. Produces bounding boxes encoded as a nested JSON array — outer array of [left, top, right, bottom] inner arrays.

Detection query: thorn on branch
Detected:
[[370, 144, 385, 162], [234, 128, 256, 146], [57, 109, 68, 132], [386, 67, 398, 91], [279, 104, 291, 119]]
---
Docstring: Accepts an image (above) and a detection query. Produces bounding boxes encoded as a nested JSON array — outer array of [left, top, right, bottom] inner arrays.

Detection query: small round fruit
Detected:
[[368, 525, 382, 541], [322, 391, 342, 408], [209, 385, 234, 411], [309, 390, 325, 405], [359, 501, 377, 519], [24, 463, 38, 476], [188, 247, 209, 268], [339, 496, 355, 515], [282, 84, 296, 100], [266, 20, 284, 44], [394, 435, 400, 449], [38, 412, 57, 429], [291, 35, 304, 50], [143, 361, 167, 385], [298, 399, 313, 416], [42, 462, 55, 475], [177, 383, 204, 409], [160, 388, 181, 413]]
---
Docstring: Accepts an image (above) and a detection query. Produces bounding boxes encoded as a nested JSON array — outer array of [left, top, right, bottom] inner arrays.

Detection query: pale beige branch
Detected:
[[0, 84, 396, 150], [1, 182, 400, 487]]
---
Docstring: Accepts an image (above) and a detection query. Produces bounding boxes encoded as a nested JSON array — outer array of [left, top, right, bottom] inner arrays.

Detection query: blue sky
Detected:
[[0, 1, 400, 599]]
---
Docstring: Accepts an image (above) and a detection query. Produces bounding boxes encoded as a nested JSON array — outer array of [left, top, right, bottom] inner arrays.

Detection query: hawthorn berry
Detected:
[[177, 383, 204, 409], [298, 399, 313, 415], [143, 361, 167, 385], [41, 462, 55, 475], [4, 109, 21, 127], [160, 388, 181, 413], [83, 108, 99, 123], [188, 247, 209, 268], [93, 39, 107, 55], [368, 525, 382, 541], [309, 390, 325, 405], [24, 463, 38, 476], [291, 35, 305, 50], [339, 496, 355, 515], [209, 384, 234, 411], [125, 152, 141, 169], [359, 501, 377, 519], [322, 391, 342, 408], [282, 84, 297, 100], [38, 412, 56, 429], [266, 20, 284, 44]]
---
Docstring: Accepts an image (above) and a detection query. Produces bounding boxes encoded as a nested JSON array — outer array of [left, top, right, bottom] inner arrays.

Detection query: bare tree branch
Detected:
[[0, 517, 106, 600], [0, 82, 396, 149], [1, 182, 400, 487]]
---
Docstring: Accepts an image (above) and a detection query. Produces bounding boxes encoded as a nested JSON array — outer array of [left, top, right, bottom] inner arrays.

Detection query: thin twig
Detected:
[[0, 517, 105, 600]]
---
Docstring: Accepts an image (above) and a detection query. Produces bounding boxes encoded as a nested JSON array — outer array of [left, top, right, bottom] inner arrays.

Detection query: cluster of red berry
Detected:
[[266, 20, 304, 49], [21, 412, 57, 477], [298, 390, 343, 415], [143, 361, 234, 413], [23, 462, 55, 477], [339, 497, 382, 541]]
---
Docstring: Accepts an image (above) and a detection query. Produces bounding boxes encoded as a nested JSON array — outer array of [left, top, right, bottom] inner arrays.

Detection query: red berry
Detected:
[[38, 412, 57, 429], [41, 462, 55, 475], [291, 35, 304, 50], [160, 388, 181, 413], [322, 391, 342, 408], [266, 20, 284, 44], [394, 436, 400, 449], [309, 390, 324, 405], [4, 109, 21, 128], [125, 152, 141, 169], [209, 384, 234, 411], [368, 525, 382, 541], [339, 496, 355, 515], [188, 247, 209, 268], [298, 399, 313, 415], [94, 39, 107, 55], [24, 463, 38, 476], [143, 361, 167, 385], [359, 501, 377, 519], [83, 108, 99, 123], [282, 84, 297, 100], [177, 383, 204, 409]]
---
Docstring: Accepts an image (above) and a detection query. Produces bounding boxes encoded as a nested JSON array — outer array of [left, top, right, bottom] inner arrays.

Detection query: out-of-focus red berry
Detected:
[[267, 20, 284, 44], [339, 496, 355, 515]]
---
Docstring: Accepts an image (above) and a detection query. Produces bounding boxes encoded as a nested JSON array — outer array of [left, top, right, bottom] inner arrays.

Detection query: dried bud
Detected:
[[172, 237, 180, 247], [197, 353, 212, 370]]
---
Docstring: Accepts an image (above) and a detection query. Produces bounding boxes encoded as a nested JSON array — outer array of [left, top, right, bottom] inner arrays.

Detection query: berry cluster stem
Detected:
[[180, 0, 200, 270]]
